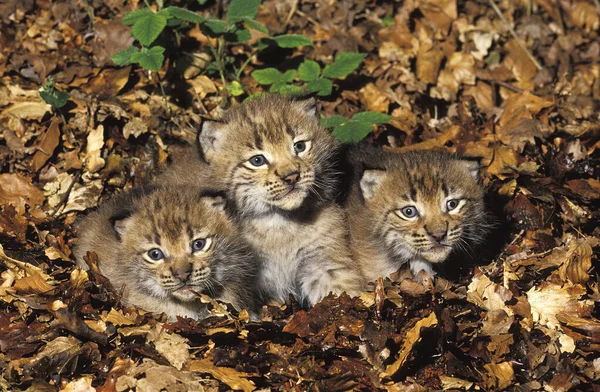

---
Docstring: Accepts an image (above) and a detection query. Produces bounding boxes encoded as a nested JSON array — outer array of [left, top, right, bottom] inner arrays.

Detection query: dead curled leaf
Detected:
[[0, 173, 45, 215], [30, 117, 61, 172], [147, 324, 190, 371], [188, 358, 255, 392], [385, 312, 438, 377]]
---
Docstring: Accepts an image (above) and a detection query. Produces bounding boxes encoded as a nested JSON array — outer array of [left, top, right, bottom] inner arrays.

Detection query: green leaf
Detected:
[[201, 19, 228, 36], [164, 6, 205, 23], [38, 79, 70, 109], [298, 60, 320, 81], [227, 0, 261, 21], [269, 81, 286, 93], [130, 46, 165, 71], [306, 78, 333, 96], [251, 68, 282, 84], [123, 8, 153, 26], [352, 111, 392, 124], [197, 0, 208, 4], [226, 81, 244, 96], [322, 52, 367, 79], [111, 45, 139, 66], [320, 115, 347, 129], [278, 84, 306, 96], [333, 120, 373, 143], [282, 70, 297, 83], [271, 34, 312, 48], [241, 17, 268, 33], [244, 92, 267, 102], [227, 26, 251, 44], [131, 12, 168, 46], [381, 16, 395, 26]]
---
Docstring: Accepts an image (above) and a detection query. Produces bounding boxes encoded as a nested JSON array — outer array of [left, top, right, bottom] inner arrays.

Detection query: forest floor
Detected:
[[1, 0, 600, 390]]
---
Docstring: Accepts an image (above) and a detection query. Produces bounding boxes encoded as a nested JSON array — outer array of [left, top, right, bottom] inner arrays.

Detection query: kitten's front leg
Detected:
[[299, 254, 363, 306], [409, 258, 436, 284]]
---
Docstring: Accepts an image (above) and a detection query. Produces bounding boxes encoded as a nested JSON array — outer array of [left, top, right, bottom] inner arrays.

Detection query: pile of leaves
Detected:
[[1, 0, 599, 390]]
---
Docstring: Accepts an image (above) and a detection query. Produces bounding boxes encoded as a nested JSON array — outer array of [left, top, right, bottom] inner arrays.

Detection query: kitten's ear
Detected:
[[293, 97, 319, 120], [200, 191, 228, 212], [110, 214, 134, 241], [198, 120, 227, 162], [460, 160, 480, 180], [359, 169, 386, 200]]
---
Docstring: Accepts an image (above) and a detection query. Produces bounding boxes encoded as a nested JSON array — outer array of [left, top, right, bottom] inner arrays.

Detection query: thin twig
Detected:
[[48, 172, 80, 217], [487, 0, 543, 70], [295, 10, 319, 26], [284, 0, 299, 28]]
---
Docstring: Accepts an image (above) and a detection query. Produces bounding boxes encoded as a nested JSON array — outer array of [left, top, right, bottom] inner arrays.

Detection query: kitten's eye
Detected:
[[446, 199, 460, 211], [147, 248, 164, 261], [249, 155, 267, 167], [293, 141, 306, 153], [191, 238, 207, 252], [399, 206, 419, 219]]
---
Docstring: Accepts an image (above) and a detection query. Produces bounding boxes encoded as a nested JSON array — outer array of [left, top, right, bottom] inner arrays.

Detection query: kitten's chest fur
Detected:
[[243, 208, 337, 302]]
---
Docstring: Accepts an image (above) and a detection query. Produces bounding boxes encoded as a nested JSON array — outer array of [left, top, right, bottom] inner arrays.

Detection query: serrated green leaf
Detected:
[[306, 78, 333, 96], [244, 92, 267, 102], [352, 111, 392, 124], [164, 6, 205, 23], [241, 17, 268, 33], [271, 34, 312, 48], [333, 120, 373, 143], [227, 0, 261, 21], [322, 52, 367, 79], [201, 19, 228, 36], [123, 8, 153, 26], [298, 60, 320, 81], [282, 70, 297, 83], [320, 115, 347, 129], [38, 79, 70, 109], [226, 81, 244, 96], [131, 12, 168, 46], [279, 84, 306, 96], [130, 46, 165, 71], [111, 46, 139, 66], [252, 68, 282, 85]]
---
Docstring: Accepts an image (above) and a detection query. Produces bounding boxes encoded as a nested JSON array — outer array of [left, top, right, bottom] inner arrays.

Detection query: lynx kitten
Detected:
[[345, 146, 487, 282], [74, 186, 258, 319], [197, 95, 364, 305]]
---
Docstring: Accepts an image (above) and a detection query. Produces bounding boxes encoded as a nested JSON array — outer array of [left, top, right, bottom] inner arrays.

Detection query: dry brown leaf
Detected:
[[0, 173, 45, 215], [558, 238, 593, 285], [566, 178, 600, 200], [467, 270, 513, 315], [504, 39, 538, 86], [527, 283, 593, 330], [104, 308, 136, 326], [439, 375, 474, 390], [483, 361, 514, 390], [498, 92, 553, 128], [12, 272, 56, 295], [84, 125, 106, 173], [385, 312, 438, 377], [570, 2, 600, 32], [188, 358, 255, 392], [114, 359, 206, 391], [360, 83, 389, 113], [147, 325, 190, 370], [30, 117, 61, 172]]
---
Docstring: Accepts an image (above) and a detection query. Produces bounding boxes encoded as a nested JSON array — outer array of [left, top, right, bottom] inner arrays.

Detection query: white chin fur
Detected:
[[422, 247, 451, 263], [170, 287, 198, 302], [269, 188, 308, 210]]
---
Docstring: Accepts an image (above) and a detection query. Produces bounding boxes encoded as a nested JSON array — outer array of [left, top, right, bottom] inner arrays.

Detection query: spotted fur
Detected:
[[74, 186, 259, 320], [197, 95, 364, 305], [345, 145, 488, 282]]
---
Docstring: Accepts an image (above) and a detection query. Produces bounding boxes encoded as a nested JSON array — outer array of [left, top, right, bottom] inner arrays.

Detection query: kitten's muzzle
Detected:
[[171, 263, 192, 282], [281, 170, 300, 185], [424, 223, 448, 243]]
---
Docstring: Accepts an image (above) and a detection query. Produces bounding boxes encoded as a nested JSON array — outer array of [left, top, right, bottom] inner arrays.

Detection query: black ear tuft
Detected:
[[200, 189, 229, 212]]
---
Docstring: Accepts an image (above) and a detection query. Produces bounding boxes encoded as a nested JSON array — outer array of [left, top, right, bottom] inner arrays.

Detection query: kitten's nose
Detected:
[[425, 225, 447, 243], [282, 171, 300, 185], [172, 264, 192, 282]]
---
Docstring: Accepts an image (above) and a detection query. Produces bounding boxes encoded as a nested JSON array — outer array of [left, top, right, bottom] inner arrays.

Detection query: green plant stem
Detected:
[[154, 72, 171, 116], [209, 39, 227, 90], [235, 53, 255, 81]]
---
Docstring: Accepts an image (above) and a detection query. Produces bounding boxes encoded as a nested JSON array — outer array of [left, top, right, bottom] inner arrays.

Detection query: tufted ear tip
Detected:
[[461, 160, 480, 180], [200, 190, 229, 212], [293, 97, 319, 119]]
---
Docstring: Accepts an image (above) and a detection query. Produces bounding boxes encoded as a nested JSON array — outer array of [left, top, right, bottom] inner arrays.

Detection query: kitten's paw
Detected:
[[410, 259, 436, 285]]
